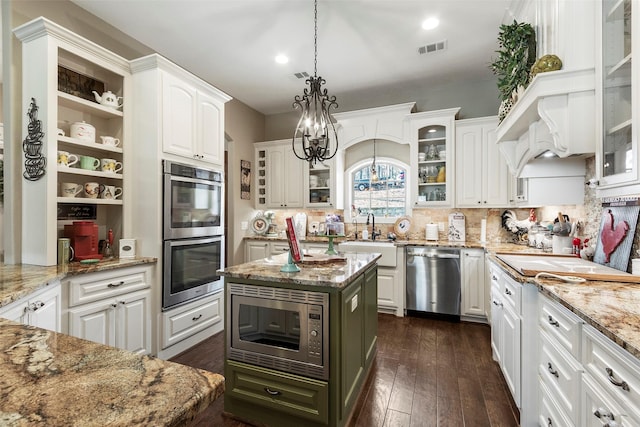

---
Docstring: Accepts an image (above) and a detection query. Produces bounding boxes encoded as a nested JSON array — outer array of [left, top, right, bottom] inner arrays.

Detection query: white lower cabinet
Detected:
[[461, 249, 487, 320], [64, 266, 152, 355], [244, 239, 292, 262], [490, 269, 522, 407], [0, 282, 62, 332], [160, 290, 223, 357]]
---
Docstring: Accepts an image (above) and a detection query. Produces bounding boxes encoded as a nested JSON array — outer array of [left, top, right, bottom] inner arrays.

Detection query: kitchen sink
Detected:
[[337, 241, 397, 267]]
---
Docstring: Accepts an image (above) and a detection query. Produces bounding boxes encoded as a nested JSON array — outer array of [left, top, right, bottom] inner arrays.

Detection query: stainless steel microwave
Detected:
[[226, 283, 329, 380], [163, 160, 224, 239]]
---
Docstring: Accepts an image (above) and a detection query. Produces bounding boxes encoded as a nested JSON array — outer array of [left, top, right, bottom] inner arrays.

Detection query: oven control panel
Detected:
[[308, 306, 323, 361]]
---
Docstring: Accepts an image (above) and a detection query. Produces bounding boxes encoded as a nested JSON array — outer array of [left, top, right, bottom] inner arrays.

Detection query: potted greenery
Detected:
[[490, 20, 536, 121]]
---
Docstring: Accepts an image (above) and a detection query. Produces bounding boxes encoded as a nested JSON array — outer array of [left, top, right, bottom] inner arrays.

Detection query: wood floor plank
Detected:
[[173, 314, 520, 427]]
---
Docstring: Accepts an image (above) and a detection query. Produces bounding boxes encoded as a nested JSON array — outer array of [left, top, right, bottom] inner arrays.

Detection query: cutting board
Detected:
[[496, 253, 640, 283], [299, 253, 346, 265]]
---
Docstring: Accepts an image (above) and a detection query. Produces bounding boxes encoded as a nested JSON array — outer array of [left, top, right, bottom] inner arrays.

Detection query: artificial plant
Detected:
[[490, 20, 537, 101]]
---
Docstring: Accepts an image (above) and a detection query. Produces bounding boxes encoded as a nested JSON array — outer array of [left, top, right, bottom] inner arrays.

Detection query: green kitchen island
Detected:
[[218, 251, 380, 427]]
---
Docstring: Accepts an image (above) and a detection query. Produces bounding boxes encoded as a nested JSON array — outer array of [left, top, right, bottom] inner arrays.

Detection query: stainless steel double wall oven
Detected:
[[162, 160, 224, 309]]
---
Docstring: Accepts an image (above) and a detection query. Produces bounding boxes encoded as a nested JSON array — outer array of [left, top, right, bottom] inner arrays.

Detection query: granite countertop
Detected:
[[0, 318, 224, 426], [488, 253, 640, 361], [0, 257, 157, 309], [218, 252, 381, 289]]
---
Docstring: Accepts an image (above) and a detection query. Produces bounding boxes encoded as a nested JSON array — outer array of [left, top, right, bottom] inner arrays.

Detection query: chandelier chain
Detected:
[[314, 0, 318, 77]]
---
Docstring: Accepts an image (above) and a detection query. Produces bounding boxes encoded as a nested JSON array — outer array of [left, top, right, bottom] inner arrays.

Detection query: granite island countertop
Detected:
[[488, 253, 640, 361], [218, 252, 381, 289], [0, 318, 224, 426]]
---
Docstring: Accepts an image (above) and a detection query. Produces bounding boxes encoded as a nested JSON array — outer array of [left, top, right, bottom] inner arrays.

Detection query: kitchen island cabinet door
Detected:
[[364, 265, 378, 366], [244, 240, 269, 262], [0, 283, 62, 333], [68, 299, 117, 348], [340, 274, 365, 416]]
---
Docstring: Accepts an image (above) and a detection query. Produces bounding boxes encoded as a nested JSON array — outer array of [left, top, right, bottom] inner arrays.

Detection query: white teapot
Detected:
[[92, 90, 123, 109]]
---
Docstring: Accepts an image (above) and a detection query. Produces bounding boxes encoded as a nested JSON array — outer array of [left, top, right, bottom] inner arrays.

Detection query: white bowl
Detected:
[[438, 150, 446, 159], [418, 153, 426, 161]]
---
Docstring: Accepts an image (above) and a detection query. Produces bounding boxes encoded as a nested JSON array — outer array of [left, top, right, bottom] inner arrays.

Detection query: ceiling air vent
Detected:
[[418, 40, 447, 55], [294, 71, 310, 79]]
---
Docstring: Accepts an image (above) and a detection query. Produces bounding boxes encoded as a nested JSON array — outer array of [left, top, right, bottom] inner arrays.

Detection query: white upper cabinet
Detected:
[[596, 0, 640, 197], [456, 116, 509, 207], [254, 139, 304, 209], [408, 108, 459, 208], [132, 54, 231, 169]]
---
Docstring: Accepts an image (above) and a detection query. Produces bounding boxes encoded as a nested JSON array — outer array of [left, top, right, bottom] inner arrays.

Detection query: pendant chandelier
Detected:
[[292, 0, 339, 164], [371, 139, 379, 182]]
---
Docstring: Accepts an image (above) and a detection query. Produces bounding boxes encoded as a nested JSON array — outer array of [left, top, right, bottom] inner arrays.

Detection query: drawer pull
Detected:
[[594, 408, 615, 421], [492, 300, 503, 308], [547, 316, 559, 328], [505, 288, 512, 296], [547, 417, 553, 427], [107, 281, 125, 288], [547, 362, 559, 378], [264, 387, 282, 396], [492, 275, 498, 281], [192, 314, 203, 321], [606, 367, 630, 391]]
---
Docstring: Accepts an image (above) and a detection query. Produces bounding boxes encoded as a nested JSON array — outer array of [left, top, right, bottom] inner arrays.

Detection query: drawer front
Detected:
[[67, 267, 150, 306], [226, 360, 329, 424], [539, 330, 582, 425], [582, 325, 640, 417], [502, 275, 521, 314], [539, 378, 575, 427], [582, 373, 627, 427], [539, 296, 582, 359], [162, 292, 223, 348]]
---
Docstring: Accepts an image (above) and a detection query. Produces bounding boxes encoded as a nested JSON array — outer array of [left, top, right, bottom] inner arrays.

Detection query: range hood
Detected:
[[495, 68, 596, 177]]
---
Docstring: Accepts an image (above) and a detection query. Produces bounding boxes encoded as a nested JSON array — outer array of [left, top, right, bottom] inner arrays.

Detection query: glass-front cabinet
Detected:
[[304, 157, 334, 207], [408, 108, 459, 207], [597, 0, 639, 196]]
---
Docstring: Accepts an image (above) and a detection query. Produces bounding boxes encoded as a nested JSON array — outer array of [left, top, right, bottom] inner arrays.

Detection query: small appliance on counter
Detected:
[[64, 220, 102, 261], [425, 223, 438, 241]]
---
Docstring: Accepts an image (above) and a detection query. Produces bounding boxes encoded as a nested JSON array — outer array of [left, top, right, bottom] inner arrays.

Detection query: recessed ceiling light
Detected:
[[275, 54, 289, 64], [422, 17, 439, 30]]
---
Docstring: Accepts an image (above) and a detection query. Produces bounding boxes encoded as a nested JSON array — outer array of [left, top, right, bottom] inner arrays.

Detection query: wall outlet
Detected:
[[438, 222, 445, 232], [241, 221, 248, 230]]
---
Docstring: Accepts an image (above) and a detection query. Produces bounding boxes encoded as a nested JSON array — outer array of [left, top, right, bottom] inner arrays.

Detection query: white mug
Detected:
[[57, 151, 79, 167], [99, 136, 121, 147], [83, 182, 104, 199], [101, 158, 123, 174], [101, 185, 123, 200], [61, 182, 83, 198]]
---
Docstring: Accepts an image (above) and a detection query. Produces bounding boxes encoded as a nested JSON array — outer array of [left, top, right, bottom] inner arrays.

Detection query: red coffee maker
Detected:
[[64, 221, 102, 261]]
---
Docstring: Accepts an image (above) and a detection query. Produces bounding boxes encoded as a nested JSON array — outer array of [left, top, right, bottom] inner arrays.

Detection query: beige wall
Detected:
[[224, 99, 265, 265]]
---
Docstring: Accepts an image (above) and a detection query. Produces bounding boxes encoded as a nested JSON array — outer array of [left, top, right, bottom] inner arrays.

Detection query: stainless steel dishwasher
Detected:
[[405, 246, 461, 319]]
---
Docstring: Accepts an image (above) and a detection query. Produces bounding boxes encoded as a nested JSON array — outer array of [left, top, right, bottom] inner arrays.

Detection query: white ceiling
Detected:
[[71, 0, 514, 116]]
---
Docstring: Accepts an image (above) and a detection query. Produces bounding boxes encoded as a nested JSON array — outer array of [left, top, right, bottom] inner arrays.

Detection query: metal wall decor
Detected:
[[23, 98, 46, 181]]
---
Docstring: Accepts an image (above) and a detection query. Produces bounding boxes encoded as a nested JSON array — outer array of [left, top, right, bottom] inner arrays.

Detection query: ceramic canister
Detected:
[[70, 121, 96, 143]]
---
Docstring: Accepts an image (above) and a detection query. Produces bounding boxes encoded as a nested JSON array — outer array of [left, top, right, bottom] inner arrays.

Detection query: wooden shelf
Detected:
[[58, 91, 123, 118], [57, 197, 123, 205], [58, 167, 123, 180], [58, 136, 123, 154]]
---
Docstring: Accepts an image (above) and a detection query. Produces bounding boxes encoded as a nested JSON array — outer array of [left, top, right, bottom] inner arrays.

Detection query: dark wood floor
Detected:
[[170, 314, 520, 427]]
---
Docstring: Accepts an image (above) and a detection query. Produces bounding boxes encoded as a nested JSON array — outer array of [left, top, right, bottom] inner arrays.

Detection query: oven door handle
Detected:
[[170, 175, 222, 186]]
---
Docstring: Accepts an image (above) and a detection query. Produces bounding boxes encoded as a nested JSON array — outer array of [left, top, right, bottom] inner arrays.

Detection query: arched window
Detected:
[[347, 158, 408, 221]]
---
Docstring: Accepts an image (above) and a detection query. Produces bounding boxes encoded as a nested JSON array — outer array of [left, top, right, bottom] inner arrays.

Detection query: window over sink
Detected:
[[347, 159, 408, 222]]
